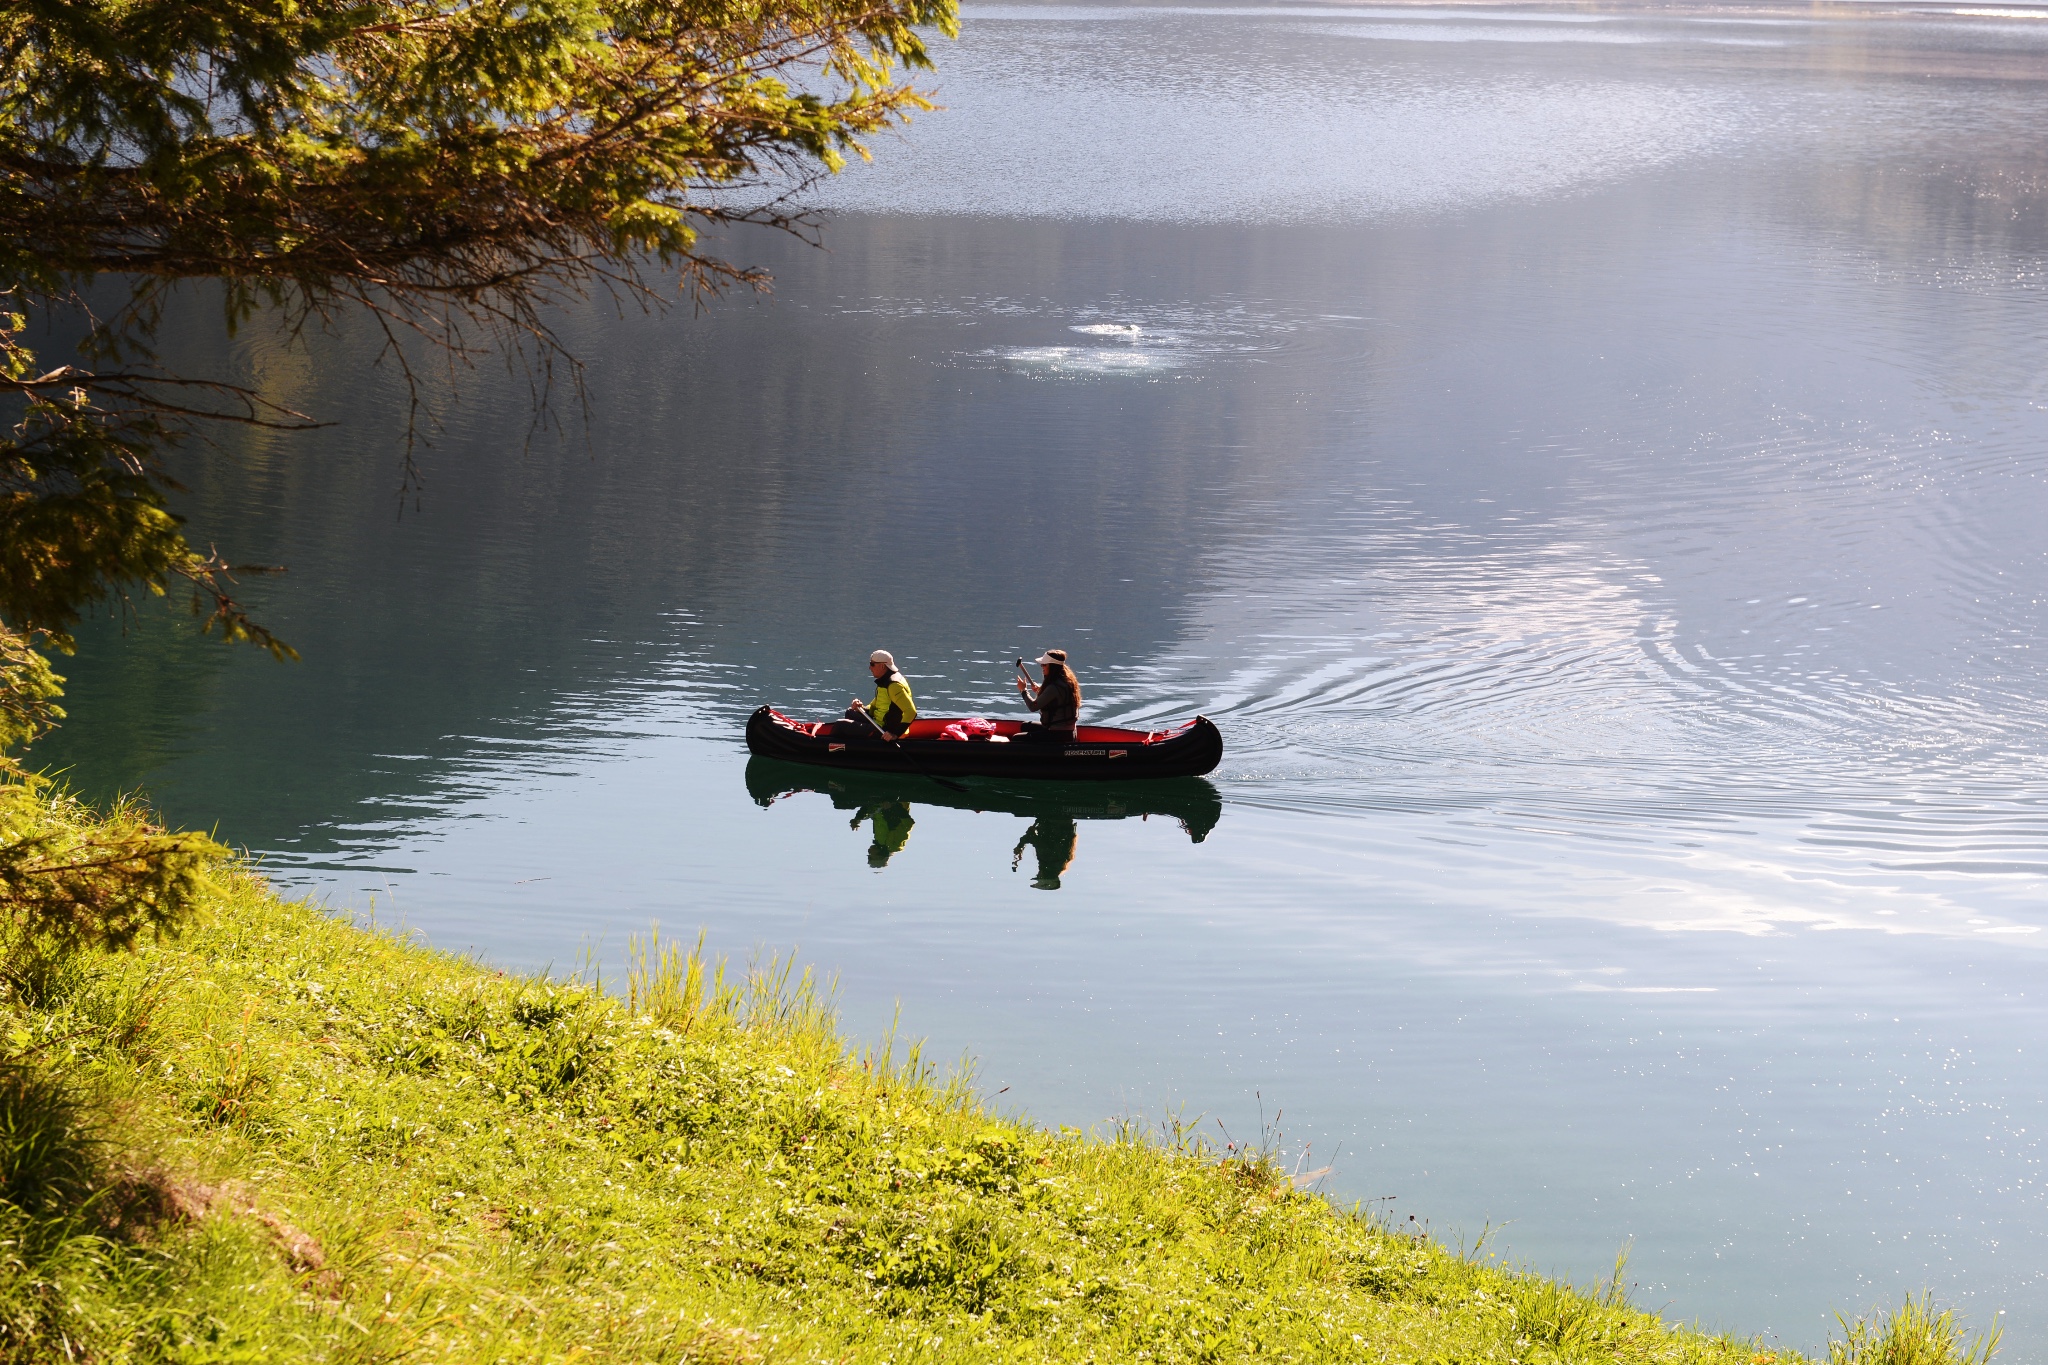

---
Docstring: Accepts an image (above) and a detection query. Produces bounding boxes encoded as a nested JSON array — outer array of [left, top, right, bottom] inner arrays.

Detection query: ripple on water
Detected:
[[987, 345, 1185, 376], [938, 299, 1348, 377], [1047, 386, 2048, 917]]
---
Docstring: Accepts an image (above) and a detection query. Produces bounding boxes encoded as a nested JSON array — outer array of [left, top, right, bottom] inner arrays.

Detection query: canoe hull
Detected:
[[744, 707, 1223, 780]]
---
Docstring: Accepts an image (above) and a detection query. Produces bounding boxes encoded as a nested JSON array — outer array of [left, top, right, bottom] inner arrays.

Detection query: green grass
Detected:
[[0, 818, 2008, 1362]]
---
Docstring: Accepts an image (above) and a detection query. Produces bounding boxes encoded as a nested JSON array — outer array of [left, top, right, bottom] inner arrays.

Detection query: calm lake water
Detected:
[[40, 1, 2048, 1352]]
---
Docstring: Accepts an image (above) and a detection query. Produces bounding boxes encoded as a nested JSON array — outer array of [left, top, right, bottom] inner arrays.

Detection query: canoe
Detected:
[[744, 757, 1224, 842], [745, 706, 1223, 780]]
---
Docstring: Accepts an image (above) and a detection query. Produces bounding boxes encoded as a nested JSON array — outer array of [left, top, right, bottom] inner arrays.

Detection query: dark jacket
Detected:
[[1025, 664, 1081, 731]]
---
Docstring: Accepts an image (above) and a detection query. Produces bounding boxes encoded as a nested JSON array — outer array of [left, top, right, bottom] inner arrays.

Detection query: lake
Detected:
[[40, 1, 2048, 1353]]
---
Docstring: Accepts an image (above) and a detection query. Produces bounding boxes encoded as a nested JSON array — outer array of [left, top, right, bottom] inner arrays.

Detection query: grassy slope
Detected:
[[0, 860, 1907, 1364]]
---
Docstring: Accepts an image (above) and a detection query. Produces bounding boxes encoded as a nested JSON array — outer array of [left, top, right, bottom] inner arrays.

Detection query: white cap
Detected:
[[870, 649, 896, 668], [1035, 649, 1067, 667]]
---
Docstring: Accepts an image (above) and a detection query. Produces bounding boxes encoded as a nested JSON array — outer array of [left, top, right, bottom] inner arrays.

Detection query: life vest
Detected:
[[868, 671, 917, 732]]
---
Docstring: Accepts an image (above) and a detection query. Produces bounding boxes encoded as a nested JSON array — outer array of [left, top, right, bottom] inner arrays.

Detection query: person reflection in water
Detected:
[[1012, 814, 1078, 890], [852, 798, 915, 868]]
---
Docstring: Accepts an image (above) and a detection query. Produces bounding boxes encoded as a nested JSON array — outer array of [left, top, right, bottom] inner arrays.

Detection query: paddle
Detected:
[[1014, 656, 1042, 738], [853, 703, 971, 794]]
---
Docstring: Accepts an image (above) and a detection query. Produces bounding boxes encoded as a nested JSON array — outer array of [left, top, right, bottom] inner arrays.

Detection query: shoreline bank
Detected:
[[0, 811, 1999, 1362]]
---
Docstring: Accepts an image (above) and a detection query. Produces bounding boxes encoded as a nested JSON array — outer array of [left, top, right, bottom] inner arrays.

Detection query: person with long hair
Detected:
[[1016, 648, 1081, 740]]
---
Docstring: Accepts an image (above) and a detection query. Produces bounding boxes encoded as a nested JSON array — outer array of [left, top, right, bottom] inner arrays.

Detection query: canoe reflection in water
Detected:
[[744, 758, 1222, 889]]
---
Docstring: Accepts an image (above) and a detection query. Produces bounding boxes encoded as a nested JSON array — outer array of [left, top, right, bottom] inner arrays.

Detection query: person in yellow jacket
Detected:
[[847, 649, 917, 739]]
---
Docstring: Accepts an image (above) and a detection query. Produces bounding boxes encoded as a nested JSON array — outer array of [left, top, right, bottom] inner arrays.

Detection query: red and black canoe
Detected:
[[745, 706, 1223, 780]]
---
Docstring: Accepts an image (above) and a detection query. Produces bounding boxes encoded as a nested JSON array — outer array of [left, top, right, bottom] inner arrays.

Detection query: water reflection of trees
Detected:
[[745, 759, 1220, 889]]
